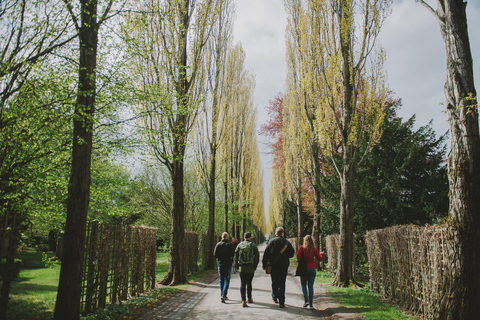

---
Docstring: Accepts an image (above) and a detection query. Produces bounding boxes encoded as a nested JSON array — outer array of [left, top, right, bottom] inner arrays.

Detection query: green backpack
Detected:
[[238, 241, 254, 265]]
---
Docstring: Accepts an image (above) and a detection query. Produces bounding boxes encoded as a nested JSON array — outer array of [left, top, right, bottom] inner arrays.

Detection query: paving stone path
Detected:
[[135, 244, 362, 320]]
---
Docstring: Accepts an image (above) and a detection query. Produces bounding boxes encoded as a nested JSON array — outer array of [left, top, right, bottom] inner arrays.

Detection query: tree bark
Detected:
[[296, 172, 303, 250], [205, 152, 216, 269], [334, 148, 356, 287], [428, 0, 480, 318], [0, 210, 20, 320], [54, 1, 98, 318]]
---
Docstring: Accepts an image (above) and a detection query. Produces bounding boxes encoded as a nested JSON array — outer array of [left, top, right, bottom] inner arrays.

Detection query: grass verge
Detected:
[[315, 270, 416, 320], [6, 250, 209, 320]]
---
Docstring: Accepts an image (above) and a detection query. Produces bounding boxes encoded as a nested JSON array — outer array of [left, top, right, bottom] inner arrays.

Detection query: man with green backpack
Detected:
[[234, 232, 259, 307]]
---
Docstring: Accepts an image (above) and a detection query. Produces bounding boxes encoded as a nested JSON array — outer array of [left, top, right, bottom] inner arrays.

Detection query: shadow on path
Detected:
[[135, 243, 362, 320]]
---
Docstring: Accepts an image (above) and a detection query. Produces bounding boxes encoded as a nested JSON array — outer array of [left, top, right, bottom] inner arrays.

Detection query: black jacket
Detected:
[[214, 239, 235, 267], [262, 236, 294, 272]]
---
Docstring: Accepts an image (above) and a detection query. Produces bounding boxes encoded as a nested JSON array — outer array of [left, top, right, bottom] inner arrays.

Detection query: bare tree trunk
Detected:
[[0, 210, 20, 320], [54, 1, 98, 318], [296, 172, 303, 250], [311, 141, 324, 269], [205, 153, 216, 269], [424, 0, 480, 317], [334, 153, 356, 287], [224, 176, 229, 233], [162, 155, 187, 285]]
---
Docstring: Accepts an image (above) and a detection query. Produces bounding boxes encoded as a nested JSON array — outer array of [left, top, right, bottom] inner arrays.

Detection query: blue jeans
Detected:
[[301, 268, 316, 307], [218, 266, 232, 297]]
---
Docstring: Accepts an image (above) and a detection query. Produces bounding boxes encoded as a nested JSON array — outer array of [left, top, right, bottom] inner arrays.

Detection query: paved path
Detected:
[[136, 244, 362, 320]]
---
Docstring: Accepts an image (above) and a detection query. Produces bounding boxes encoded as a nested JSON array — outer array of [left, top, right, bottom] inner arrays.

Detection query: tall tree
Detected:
[[54, 0, 116, 318], [309, 0, 390, 286], [193, 0, 234, 269], [0, 1, 75, 317], [219, 44, 264, 238], [417, 1, 480, 318], [126, 0, 218, 285]]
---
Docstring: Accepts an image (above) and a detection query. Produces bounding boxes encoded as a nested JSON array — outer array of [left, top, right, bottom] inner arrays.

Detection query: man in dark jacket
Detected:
[[262, 227, 294, 308], [214, 232, 235, 303]]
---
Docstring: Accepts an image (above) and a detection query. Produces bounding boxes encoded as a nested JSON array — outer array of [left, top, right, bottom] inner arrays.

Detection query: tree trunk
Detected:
[[334, 153, 356, 287], [224, 177, 228, 233], [0, 210, 20, 320], [54, 1, 97, 318], [432, 1, 480, 318], [296, 172, 303, 250], [162, 156, 187, 285], [311, 141, 323, 269], [205, 152, 216, 269]]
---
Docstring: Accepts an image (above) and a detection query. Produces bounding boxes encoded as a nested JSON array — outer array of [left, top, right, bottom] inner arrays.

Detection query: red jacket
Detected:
[[297, 245, 323, 269]]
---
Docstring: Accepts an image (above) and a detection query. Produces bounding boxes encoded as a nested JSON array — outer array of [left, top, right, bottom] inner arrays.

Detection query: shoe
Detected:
[[242, 300, 248, 307], [224, 296, 228, 300], [221, 297, 225, 303], [303, 303, 309, 308], [247, 298, 253, 303], [272, 297, 278, 303], [279, 304, 285, 308], [308, 306, 314, 310]]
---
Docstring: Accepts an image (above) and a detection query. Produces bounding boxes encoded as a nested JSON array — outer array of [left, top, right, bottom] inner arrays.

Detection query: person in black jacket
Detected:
[[262, 227, 294, 308], [214, 232, 235, 303]]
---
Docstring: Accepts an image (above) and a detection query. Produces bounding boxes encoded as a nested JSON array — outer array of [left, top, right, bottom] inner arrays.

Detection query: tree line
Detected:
[[262, 0, 479, 318], [0, 0, 265, 319]]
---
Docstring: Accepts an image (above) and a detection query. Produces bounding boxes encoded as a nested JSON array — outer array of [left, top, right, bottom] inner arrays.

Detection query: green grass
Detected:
[[315, 270, 416, 320], [6, 250, 204, 320], [7, 250, 60, 320]]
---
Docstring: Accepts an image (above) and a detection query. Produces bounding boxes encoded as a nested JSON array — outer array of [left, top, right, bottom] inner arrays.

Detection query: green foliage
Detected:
[[320, 101, 448, 234], [41, 252, 60, 269], [318, 101, 448, 275]]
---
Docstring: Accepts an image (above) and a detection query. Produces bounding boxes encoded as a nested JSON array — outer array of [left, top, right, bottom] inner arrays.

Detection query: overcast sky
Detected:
[[232, 0, 480, 222]]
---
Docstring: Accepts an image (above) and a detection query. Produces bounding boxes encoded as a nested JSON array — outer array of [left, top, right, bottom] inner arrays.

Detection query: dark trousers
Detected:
[[270, 269, 288, 305], [240, 272, 254, 301]]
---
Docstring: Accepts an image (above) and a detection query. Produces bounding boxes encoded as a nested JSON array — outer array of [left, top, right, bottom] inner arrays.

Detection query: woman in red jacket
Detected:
[[297, 235, 323, 309]]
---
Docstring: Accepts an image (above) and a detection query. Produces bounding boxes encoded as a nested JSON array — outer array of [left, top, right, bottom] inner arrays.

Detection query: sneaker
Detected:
[[279, 304, 285, 308], [272, 297, 278, 303], [221, 297, 225, 303], [242, 300, 248, 307], [308, 306, 314, 310], [303, 303, 309, 308], [247, 298, 253, 303], [223, 296, 228, 300]]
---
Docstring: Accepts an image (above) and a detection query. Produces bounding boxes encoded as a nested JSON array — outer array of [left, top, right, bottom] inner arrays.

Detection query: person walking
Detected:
[[234, 232, 259, 307], [214, 232, 235, 303], [297, 235, 323, 310], [262, 227, 294, 308], [231, 237, 239, 274]]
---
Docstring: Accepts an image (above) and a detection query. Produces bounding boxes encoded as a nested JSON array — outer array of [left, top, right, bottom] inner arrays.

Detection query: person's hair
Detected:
[[275, 227, 285, 237], [303, 235, 314, 254], [222, 232, 229, 239]]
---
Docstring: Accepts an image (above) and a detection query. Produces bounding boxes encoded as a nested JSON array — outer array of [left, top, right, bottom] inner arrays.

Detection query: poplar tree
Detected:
[[283, 0, 391, 286], [125, 0, 219, 285], [193, 0, 234, 269]]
